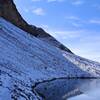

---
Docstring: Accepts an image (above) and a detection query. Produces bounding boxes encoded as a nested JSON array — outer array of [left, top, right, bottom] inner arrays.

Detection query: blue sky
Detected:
[[14, 0, 100, 62]]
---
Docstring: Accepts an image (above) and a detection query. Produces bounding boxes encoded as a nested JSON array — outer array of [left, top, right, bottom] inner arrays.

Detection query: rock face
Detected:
[[0, 0, 38, 35], [0, 0, 72, 53]]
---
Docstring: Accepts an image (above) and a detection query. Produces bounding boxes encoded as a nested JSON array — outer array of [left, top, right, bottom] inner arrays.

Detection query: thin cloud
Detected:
[[32, 8, 45, 16], [65, 16, 100, 26], [32, 0, 65, 2], [47, 0, 65, 2], [50, 29, 100, 62], [65, 16, 80, 20], [47, 29, 83, 39], [71, 22, 82, 27], [71, 0, 84, 6], [89, 19, 100, 24], [65, 16, 83, 27], [32, 0, 41, 2]]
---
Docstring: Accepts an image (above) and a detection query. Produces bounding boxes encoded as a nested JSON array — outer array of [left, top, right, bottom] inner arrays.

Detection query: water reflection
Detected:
[[34, 79, 100, 100], [69, 79, 100, 100]]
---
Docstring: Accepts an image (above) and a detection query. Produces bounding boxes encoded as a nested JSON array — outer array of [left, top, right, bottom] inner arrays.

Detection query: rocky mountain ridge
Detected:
[[0, 0, 72, 53]]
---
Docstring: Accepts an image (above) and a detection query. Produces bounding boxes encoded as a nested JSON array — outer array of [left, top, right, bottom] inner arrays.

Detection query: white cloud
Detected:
[[65, 16, 83, 27], [32, 8, 45, 16], [71, 22, 82, 27], [31, 0, 65, 3], [47, 28, 100, 62], [65, 16, 80, 20], [47, 29, 83, 39], [89, 19, 100, 24], [71, 0, 84, 6], [65, 16, 100, 26], [32, 0, 41, 2], [47, 0, 64, 2]]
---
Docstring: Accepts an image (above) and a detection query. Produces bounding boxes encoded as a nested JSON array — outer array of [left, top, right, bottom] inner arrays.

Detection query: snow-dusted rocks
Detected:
[[63, 51, 100, 77], [0, 17, 100, 100]]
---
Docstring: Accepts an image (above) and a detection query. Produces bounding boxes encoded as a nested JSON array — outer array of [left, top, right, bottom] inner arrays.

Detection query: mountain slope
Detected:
[[0, 17, 100, 100], [0, 0, 100, 100], [0, 0, 72, 53]]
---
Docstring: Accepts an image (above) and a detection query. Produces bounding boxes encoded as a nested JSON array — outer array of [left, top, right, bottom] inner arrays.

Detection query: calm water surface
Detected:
[[34, 79, 100, 100]]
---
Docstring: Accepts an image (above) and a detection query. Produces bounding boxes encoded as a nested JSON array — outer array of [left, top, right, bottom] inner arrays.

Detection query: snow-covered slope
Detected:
[[0, 17, 100, 100], [63, 51, 100, 77]]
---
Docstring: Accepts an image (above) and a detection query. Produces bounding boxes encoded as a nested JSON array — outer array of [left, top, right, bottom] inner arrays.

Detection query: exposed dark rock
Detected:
[[0, 0, 38, 36]]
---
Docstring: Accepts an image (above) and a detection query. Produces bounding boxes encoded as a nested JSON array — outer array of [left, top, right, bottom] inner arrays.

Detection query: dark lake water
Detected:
[[34, 79, 100, 100]]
